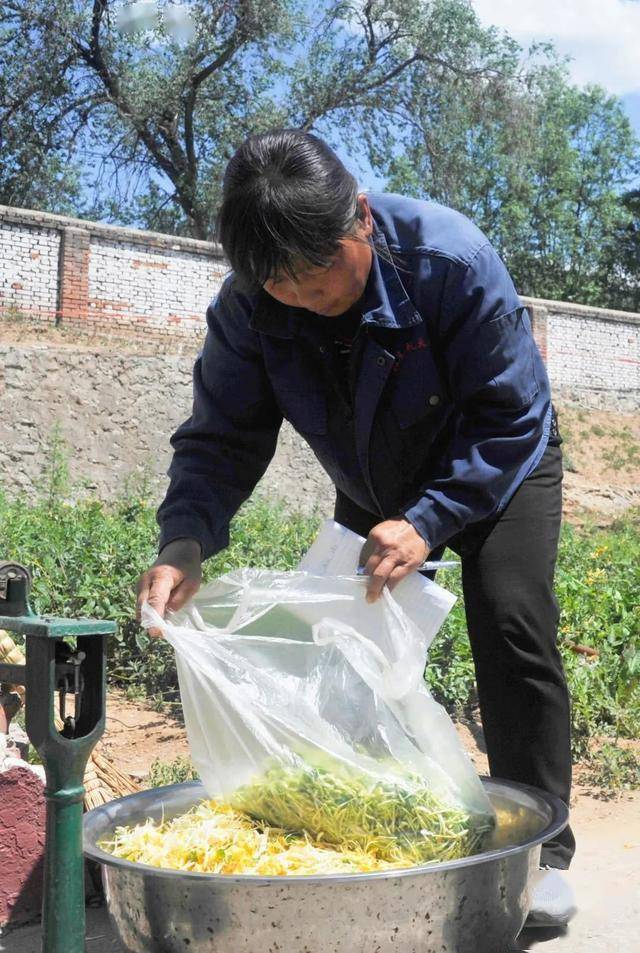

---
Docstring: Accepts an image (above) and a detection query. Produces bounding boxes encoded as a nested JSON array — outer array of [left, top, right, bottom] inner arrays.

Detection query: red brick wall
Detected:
[[1, 207, 638, 387], [0, 205, 227, 341], [58, 227, 90, 324], [0, 767, 46, 928]]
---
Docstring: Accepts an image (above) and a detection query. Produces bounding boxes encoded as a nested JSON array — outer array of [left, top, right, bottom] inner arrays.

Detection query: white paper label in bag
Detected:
[[297, 519, 456, 651]]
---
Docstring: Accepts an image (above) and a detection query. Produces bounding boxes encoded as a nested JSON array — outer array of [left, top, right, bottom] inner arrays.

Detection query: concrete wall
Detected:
[[1, 335, 636, 523], [0, 344, 335, 518], [0, 206, 638, 516]]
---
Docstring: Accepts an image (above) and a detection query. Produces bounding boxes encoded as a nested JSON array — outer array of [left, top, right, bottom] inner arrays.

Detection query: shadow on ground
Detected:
[[512, 925, 568, 950], [3, 905, 570, 953]]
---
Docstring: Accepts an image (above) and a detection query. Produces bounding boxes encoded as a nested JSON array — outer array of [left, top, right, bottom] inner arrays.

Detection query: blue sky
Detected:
[[623, 93, 640, 134]]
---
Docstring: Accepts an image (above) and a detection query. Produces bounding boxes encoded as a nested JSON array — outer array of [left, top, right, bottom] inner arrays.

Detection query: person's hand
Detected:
[[361, 518, 429, 603], [136, 538, 203, 639]]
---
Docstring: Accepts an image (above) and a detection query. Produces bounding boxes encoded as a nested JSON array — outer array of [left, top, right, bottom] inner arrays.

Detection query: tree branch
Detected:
[[299, 49, 501, 131], [74, 2, 189, 200], [191, 36, 245, 90], [182, 6, 257, 212]]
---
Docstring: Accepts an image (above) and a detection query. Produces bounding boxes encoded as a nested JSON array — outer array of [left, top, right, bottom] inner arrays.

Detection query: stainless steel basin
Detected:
[[84, 778, 568, 953]]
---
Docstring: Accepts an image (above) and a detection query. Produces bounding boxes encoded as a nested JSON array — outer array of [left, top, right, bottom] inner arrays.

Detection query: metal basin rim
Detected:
[[83, 776, 569, 884]]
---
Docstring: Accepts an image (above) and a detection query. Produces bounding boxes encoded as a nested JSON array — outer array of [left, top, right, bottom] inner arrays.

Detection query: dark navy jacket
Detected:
[[157, 193, 552, 559]]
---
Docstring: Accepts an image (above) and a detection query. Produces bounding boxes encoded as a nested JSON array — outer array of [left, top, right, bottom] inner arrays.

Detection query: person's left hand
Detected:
[[361, 517, 429, 603]]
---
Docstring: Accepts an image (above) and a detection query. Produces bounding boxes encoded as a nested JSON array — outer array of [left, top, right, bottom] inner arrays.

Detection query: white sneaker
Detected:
[[525, 866, 577, 928]]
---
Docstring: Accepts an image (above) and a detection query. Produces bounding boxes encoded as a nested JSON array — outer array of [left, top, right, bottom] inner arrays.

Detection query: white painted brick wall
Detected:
[[547, 313, 639, 393], [0, 221, 59, 324], [88, 237, 228, 333], [0, 206, 638, 408]]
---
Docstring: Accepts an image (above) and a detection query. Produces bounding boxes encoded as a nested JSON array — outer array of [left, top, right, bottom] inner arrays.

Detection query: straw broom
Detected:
[[0, 630, 26, 706], [0, 629, 141, 809]]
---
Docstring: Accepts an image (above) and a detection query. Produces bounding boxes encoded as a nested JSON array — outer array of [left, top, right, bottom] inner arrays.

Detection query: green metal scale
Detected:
[[0, 561, 116, 953]]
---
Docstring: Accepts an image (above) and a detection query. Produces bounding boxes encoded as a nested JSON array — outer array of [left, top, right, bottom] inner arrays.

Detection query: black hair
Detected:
[[216, 129, 364, 293]]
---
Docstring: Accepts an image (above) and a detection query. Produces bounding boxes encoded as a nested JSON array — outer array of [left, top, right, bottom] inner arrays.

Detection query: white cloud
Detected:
[[472, 0, 640, 95]]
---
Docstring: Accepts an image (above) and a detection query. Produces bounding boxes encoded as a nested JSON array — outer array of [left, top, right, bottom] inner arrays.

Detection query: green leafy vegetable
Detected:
[[231, 764, 494, 865]]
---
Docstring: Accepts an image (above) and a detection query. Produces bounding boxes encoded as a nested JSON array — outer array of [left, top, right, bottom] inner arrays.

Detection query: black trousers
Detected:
[[334, 441, 575, 868]]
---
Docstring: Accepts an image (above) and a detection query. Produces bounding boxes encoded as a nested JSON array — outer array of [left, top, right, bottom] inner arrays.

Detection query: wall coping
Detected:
[[0, 204, 226, 260], [521, 295, 640, 326]]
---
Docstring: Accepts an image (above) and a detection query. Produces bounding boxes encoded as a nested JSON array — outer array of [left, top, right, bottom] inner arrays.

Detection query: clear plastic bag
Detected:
[[142, 566, 494, 864]]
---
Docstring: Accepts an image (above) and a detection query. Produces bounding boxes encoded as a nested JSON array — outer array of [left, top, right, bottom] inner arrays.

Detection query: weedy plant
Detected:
[[148, 756, 200, 788], [583, 742, 640, 793], [0, 427, 320, 704], [1, 432, 637, 783], [428, 513, 640, 764]]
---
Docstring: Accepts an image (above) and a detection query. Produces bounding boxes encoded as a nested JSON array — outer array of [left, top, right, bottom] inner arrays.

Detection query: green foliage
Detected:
[[0, 437, 320, 702], [377, 48, 640, 311], [606, 189, 640, 313], [0, 0, 87, 211], [583, 742, 640, 794], [555, 516, 640, 756], [603, 435, 640, 472], [425, 514, 640, 761], [148, 756, 200, 788], [1, 437, 637, 770], [3, 0, 637, 310], [423, 568, 474, 709], [0, 0, 295, 233]]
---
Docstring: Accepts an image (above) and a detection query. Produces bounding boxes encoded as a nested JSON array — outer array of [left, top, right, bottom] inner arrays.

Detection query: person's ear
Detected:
[[356, 193, 373, 237]]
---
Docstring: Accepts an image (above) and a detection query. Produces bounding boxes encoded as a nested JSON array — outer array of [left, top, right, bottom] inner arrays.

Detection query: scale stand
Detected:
[[0, 561, 116, 953]]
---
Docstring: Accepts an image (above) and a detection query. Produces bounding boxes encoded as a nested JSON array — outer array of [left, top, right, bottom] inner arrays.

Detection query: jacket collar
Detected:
[[248, 216, 421, 339], [361, 223, 422, 330]]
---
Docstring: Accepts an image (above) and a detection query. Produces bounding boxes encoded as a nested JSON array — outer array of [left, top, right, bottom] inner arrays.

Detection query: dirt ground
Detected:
[[555, 402, 640, 523], [0, 317, 200, 357], [455, 710, 640, 952], [103, 689, 640, 814], [99, 692, 191, 778]]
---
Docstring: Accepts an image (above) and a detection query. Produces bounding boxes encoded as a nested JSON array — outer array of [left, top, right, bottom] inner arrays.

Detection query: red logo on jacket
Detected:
[[392, 337, 428, 372]]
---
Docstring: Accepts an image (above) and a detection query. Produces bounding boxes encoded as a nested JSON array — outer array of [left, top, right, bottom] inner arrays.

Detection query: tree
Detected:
[[0, 0, 519, 238], [1, 0, 638, 309], [0, 7, 85, 211], [603, 189, 640, 312], [372, 47, 640, 307]]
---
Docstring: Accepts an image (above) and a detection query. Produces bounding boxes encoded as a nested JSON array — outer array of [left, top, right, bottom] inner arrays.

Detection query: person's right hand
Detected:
[[136, 538, 203, 639]]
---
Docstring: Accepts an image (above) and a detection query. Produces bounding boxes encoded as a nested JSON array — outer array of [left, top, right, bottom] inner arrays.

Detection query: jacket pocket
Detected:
[[460, 308, 540, 410]]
